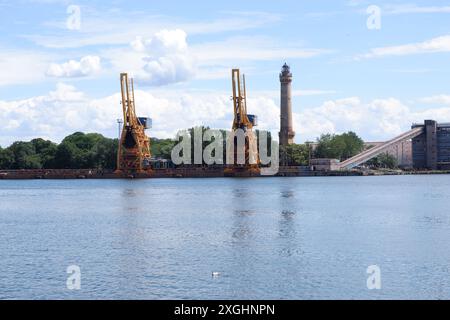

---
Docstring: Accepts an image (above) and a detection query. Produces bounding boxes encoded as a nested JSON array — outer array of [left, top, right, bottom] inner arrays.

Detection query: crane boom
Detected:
[[232, 69, 253, 130]]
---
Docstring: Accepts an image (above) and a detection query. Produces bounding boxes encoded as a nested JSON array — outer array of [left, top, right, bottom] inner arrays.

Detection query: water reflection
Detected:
[[121, 189, 140, 212], [232, 215, 253, 241], [116, 186, 149, 285], [124, 188, 138, 197], [280, 190, 294, 198], [278, 186, 302, 257], [232, 188, 251, 198], [279, 210, 296, 236], [234, 209, 254, 217], [231, 186, 255, 243]]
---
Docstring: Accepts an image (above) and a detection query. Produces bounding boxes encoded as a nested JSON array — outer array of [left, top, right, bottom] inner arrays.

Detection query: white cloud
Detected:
[[129, 29, 196, 86], [131, 30, 188, 54], [357, 35, 450, 59], [100, 20, 329, 82], [384, 5, 450, 15], [420, 94, 450, 106], [188, 36, 330, 80], [2, 83, 450, 147], [0, 82, 278, 146], [46, 55, 101, 78], [0, 50, 50, 86], [105, 32, 328, 82], [255, 89, 337, 99], [296, 97, 450, 142], [26, 11, 281, 49], [191, 36, 329, 63], [346, 0, 369, 7], [0, 83, 88, 145]]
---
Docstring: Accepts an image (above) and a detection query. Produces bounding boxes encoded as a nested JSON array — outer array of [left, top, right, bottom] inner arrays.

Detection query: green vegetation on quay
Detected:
[[0, 133, 172, 170], [0, 128, 397, 170]]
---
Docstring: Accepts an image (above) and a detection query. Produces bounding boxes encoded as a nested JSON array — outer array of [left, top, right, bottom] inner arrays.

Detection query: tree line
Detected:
[[0, 129, 397, 170], [281, 131, 366, 166], [0, 132, 173, 170], [280, 131, 396, 168]]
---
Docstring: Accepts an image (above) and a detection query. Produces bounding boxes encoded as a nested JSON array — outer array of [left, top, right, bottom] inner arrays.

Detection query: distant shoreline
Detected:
[[1, 168, 449, 180]]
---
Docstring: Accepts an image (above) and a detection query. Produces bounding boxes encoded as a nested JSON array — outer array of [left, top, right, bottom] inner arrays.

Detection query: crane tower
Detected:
[[226, 69, 260, 174], [279, 63, 295, 146], [116, 73, 152, 174]]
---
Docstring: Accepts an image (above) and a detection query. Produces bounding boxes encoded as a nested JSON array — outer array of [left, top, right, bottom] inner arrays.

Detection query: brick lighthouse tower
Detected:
[[279, 63, 295, 146]]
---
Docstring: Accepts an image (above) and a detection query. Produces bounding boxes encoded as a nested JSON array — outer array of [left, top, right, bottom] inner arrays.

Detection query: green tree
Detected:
[[23, 154, 42, 169], [2, 132, 119, 170], [62, 132, 104, 150], [8, 141, 41, 169], [338, 132, 365, 160], [92, 138, 118, 169], [280, 143, 311, 166], [314, 134, 341, 159], [53, 132, 117, 169], [0, 147, 14, 169], [31, 138, 57, 168], [367, 152, 398, 169], [151, 138, 176, 159], [314, 131, 364, 161], [54, 142, 77, 169]]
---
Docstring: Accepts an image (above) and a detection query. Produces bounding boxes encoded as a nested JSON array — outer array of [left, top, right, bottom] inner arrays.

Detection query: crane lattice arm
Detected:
[[231, 69, 253, 130]]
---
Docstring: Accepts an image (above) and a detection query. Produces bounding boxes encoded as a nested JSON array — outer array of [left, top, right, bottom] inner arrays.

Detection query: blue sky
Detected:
[[1, 0, 450, 146]]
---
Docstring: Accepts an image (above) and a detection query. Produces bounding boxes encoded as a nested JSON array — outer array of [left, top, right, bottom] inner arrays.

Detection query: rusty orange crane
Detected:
[[116, 73, 152, 174], [226, 69, 260, 175]]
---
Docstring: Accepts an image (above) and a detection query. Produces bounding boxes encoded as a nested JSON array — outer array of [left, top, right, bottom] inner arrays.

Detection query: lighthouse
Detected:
[[279, 63, 295, 146]]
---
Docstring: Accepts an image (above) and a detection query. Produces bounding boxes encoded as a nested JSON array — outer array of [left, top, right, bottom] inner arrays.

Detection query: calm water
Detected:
[[1, 175, 450, 300]]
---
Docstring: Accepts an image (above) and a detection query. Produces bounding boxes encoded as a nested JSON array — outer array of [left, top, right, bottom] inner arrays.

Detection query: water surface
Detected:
[[1, 175, 450, 299]]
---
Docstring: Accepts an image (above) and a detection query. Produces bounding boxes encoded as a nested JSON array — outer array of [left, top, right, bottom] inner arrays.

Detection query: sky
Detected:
[[1, 0, 450, 147]]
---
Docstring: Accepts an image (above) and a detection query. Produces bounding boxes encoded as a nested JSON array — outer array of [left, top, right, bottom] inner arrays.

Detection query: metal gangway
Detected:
[[338, 127, 425, 170]]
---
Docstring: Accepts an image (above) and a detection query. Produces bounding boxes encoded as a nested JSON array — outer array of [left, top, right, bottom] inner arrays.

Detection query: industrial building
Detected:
[[412, 120, 450, 170], [309, 120, 450, 171], [363, 140, 413, 168]]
